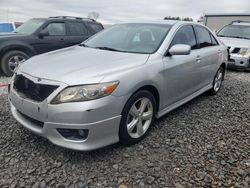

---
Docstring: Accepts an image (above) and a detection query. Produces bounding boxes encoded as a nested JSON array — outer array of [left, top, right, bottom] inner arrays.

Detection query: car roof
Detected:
[[117, 20, 199, 26], [31, 17, 102, 24]]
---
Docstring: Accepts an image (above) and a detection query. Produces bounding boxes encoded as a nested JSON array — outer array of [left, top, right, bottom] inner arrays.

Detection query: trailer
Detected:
[[204, 13, 250, 31]]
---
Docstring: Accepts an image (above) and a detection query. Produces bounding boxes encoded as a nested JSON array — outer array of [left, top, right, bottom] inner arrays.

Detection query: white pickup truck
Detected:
[[217, 21, 250, 71]]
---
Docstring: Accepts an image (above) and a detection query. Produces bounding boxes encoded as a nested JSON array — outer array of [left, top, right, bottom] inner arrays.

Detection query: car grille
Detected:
[[230, 47, 241, 54], [13, 74, 59, 102]]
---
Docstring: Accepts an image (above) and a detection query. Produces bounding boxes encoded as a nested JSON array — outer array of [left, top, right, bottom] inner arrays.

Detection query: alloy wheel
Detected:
[[8, 55, 27, 72], [213, 67, 223, 92], [126, 97, 153, 139]]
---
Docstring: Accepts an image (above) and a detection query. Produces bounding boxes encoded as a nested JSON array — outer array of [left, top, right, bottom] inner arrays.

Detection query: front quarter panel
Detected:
[[102, 53, 166, 110]]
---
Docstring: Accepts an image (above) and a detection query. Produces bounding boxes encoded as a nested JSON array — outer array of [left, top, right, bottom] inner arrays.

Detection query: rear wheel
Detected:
[[119, 90, 156, 145], [208, 66, 224, 95], [0, 50, 29, 77]]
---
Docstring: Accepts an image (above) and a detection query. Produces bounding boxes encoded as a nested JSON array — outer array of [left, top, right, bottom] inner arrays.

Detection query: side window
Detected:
[[171, 25, 198, 50], [45, 22, 66, 36], [68, 22, 87, 36], [210, 34, 218, 45], [196, 26, 213, 48], [88, 23, 103, 33]]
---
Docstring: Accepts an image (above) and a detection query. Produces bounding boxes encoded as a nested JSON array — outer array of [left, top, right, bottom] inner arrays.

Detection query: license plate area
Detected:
[[21, 99, 48, 122]]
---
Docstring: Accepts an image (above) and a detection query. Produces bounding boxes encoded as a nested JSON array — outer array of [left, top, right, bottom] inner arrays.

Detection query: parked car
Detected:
[[9, 20, 228, 151], [0, 21, 18, 33], [0, 16, 104, 76], [217, 21, 250, 71]]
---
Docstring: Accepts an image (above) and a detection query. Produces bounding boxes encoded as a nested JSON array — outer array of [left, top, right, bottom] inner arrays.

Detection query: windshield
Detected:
[[217, 24, 250, 40], [0, 23, 14, 32], [84, 23, 172, 54], [14, 19, 45, 34]]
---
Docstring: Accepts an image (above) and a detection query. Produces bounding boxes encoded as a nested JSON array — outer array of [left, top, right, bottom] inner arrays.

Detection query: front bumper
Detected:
[[228, 54, 250, 70], [9, 75, 127, 151], [10, 103, 121, 151]]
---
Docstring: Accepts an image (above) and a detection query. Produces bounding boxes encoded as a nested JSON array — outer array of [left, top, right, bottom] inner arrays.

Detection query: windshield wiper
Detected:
[[217, 34, 229, 37], [79, 43, 89, 47], [231, 36, 250, 40], [218, 35, 250, 40], [94, 46, 121, 52]]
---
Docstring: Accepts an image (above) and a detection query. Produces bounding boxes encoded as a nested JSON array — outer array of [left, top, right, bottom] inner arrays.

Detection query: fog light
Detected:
[[78, 129, 88, 138], [57, 128, 89, 140]]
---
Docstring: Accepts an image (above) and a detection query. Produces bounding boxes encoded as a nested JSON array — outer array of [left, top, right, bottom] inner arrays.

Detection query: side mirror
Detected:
[[169, 44, 191, 56], [38, 29, 49, 38]]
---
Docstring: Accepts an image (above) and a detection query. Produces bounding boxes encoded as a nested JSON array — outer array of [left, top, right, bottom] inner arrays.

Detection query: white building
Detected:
[[204, 13, 250, 31]]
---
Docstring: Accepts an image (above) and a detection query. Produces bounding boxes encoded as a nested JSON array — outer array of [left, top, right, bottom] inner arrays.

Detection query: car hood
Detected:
[[218, 37, 250, 48], [0, 32, 28, 39], [19, 46, 150, 85]]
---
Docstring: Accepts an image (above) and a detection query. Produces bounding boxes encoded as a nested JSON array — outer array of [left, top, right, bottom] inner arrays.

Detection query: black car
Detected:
[[0, 16, 104, 76]]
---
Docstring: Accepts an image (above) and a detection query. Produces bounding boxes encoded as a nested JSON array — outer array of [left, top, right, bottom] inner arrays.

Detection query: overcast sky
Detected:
[[0, 0, 249, 24]]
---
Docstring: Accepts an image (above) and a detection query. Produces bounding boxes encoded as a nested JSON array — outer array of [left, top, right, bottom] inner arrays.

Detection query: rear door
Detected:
[[162, 25, 201, 106], [66, 21, 90, 45], [34, 21, 69, 53], [194, 26, 221, 87]]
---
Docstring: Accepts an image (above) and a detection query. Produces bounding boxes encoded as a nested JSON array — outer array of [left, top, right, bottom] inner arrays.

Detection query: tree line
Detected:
[[164, 16, 193, 22]]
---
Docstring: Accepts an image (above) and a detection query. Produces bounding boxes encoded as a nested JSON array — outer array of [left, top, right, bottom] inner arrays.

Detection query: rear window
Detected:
[[88, 23, 103, 33], [68, 22, 88, 36], [0, 23, 14, 32]]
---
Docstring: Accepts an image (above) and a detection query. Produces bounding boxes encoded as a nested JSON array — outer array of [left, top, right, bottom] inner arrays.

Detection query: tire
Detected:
[[208, 66, 224, 95], [119, 90, 156, 145], [0, 50, 29, 77]]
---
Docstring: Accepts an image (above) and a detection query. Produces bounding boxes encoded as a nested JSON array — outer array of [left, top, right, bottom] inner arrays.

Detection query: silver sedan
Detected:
[[9, 20, 228, 151]]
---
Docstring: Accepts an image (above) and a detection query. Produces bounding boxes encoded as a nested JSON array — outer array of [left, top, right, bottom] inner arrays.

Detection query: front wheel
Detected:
[[119, 90, 156, 145], [208, 66, 224, 95], [0, 50, 29, 77]]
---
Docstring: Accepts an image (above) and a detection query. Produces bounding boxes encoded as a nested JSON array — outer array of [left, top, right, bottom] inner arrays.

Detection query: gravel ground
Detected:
[[0, 71, 249, 188], [0, 75, 9, 96]]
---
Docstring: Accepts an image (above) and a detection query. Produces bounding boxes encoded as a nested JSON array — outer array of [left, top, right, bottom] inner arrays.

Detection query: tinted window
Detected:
[[171, 25, 197, 49], [46, 23, 66, 36], [88, 23, 103, 33], [196, 26, 213, 48], [68, 22, 87, 36]]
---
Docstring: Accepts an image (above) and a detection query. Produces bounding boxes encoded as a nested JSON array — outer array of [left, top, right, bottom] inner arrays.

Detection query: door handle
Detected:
[[218, 50, 222, 54], [196, 56, 201, 63], [60, 38, 65, 43]]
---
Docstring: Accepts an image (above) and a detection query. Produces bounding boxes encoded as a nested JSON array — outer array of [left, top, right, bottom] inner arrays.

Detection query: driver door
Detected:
[[33, 22, 69, 54], [162, 25, 202, 107]]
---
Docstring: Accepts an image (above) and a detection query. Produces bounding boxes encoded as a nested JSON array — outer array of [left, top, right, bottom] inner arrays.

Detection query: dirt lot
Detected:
[[0, 71, 249, 188]]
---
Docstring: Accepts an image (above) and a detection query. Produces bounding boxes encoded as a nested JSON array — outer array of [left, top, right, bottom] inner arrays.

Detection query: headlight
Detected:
[[51, 81, 119, 104], [239, 48, 250, 56]]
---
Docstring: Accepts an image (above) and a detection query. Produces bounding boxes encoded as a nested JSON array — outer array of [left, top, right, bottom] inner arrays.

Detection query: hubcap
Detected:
[[8, 55, 27, 72], [126, 97, 153, 138], [214, 68, 223, 92]]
